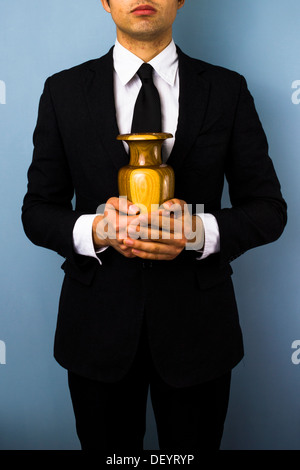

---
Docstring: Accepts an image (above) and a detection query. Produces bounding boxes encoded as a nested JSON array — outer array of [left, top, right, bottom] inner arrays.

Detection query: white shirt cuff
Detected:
[[195, 213, 220, 260], [73, 214, 108, 265]]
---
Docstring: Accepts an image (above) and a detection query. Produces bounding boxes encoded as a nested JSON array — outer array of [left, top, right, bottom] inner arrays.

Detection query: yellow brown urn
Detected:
[[117, 133, 175, 213]]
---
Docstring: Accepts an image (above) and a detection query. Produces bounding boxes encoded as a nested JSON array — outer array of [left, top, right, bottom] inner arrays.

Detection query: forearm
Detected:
[[21, 200, 83, 260], [211, 197, 287, 265]]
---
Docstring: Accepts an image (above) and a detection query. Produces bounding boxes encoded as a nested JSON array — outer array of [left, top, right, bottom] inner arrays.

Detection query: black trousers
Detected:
[[68, 320, 231, 452]]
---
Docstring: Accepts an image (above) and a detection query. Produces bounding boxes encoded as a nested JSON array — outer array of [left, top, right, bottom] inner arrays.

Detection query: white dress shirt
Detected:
[[73, 39, 220, 263]]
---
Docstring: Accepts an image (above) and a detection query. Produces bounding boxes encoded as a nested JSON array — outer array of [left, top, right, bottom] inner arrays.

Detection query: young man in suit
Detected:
[[22, 0, 287, 451]]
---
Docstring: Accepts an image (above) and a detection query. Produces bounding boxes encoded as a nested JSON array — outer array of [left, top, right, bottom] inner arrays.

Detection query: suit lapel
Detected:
[[84, 47, 129, 171], [83, 46, 210, 173], [167, 47, 211, 173]]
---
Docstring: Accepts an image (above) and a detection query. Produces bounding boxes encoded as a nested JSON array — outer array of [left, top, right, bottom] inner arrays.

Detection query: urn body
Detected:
[[117, 133, 175, 213]]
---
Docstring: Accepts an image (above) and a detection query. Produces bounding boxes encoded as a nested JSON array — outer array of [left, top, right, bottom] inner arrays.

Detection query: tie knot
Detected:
[[137, 63, 154, 82]]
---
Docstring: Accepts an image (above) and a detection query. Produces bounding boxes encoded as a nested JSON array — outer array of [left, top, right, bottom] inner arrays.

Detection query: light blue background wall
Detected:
[[0, 0, 299, 450]]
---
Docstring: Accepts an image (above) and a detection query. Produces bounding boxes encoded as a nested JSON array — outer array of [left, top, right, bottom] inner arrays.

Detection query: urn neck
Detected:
[[117, 133, 173, 167], [127, 140, 163, 166]]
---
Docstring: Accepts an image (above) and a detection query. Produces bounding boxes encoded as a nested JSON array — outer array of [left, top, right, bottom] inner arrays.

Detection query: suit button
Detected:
[[142, 261, 153, 269]]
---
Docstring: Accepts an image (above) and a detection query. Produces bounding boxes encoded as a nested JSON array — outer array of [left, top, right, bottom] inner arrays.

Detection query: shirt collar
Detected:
[[113, 39, 178, 87]]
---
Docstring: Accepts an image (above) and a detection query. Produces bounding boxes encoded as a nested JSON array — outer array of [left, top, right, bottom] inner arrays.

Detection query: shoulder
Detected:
[[45, 47, 114, 91], [177, 46, 244, 87]]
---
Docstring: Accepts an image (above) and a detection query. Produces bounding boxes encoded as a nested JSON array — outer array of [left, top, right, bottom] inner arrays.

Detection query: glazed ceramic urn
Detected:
[[117, 133, 175, 213]]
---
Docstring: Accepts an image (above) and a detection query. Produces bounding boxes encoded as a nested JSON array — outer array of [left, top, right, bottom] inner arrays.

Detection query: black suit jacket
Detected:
[[22, 47, 287, 387]]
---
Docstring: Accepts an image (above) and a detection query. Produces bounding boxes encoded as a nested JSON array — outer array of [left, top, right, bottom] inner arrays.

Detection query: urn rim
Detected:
[[117, 132, 173, 141]]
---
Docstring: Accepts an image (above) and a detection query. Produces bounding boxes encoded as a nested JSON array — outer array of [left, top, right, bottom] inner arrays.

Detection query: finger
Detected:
[[119, 248, 137, 258], [99, 212, 139, 241], [137, 212, 169, 228], [129, 224, 185, 242], [106, 196, 140, 216], [137, 213, 185, 235], [118, 213, 140, 235], [119, 243, 134, 253], [111, 240, 137, 258], [124, 238, 186, 255], [131, 250, 176, 261], [129, 225, 162, 241], [162, 198, 186, 212], [130, 243, 182, 260]]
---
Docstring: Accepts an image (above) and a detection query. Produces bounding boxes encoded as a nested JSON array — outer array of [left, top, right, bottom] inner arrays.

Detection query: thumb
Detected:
[[117, 196, 140, 215]]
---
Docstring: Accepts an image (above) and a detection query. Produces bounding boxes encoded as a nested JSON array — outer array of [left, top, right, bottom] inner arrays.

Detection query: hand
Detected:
[[92, 197, 140, 258], [123, 198, 205, 261]]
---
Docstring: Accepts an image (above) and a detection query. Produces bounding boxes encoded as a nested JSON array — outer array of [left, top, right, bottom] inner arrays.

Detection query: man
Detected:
[[22, 0, 287, 452]]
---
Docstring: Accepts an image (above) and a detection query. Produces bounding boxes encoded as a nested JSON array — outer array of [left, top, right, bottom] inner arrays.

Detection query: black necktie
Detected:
[[131, 63, 162, 133]]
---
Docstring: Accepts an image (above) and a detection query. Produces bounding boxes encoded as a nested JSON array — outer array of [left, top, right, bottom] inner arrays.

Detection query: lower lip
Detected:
[[132, 9, 157, 16]]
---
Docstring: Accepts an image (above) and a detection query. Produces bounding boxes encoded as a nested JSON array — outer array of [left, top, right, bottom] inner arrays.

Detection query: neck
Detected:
[[116, 32, 172, 62]]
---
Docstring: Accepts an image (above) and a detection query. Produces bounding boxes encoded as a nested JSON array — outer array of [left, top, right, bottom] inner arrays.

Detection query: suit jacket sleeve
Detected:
[[210, 76, 287, 265], [22, 78, 87, 268]]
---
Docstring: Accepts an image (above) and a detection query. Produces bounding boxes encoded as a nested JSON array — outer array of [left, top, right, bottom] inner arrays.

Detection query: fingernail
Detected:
[[129, 205, 139, 215], [124, 238, 134, 246]]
